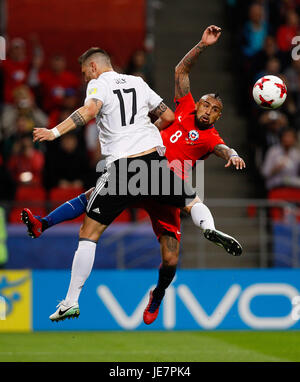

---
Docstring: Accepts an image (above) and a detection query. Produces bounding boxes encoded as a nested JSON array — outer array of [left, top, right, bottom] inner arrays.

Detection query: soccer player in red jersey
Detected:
[[22, 26, 245, 324], [143, 25, 245, 324]]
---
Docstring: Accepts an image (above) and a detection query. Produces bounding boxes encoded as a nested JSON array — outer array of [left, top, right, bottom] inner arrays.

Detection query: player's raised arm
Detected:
[[33, 98, 102, 142], [175, 25, 222, 99], [152, 101, 175, 130], [213, 144, 246, 170]]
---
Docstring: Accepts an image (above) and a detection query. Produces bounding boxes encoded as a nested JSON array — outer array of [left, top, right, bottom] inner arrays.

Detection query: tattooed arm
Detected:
[[151, 101, 175, 131], [175, 25, 222, 99], [33, 98, 102, 142], [214, 144, 246, 170]]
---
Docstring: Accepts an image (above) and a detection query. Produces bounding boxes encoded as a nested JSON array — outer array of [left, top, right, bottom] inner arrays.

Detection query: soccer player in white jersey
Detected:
[[33, 45, 241, 322]]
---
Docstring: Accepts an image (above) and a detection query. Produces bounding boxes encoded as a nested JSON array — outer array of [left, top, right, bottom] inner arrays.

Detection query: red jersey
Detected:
[[39, 69, 80, 112], [1, 59, 30, 103], [161, 92, 225, 179]]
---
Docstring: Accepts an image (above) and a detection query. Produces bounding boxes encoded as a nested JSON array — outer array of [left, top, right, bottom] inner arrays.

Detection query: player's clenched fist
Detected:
[[201, 25, 222, 46], [33, 127, 56, 142]]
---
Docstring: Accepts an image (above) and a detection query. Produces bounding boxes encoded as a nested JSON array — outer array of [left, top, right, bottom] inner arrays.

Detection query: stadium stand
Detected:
[[9, 185, 46, 223], [1, 0, 300, 269]]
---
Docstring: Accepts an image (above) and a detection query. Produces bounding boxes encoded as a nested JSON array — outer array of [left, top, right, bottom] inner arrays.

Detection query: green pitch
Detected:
[[0, 331, 299, 362]]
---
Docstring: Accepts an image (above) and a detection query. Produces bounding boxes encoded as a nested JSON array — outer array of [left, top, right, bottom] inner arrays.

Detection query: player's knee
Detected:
[[79, 218, 106, 242], [162, 255, 178, 268], [79, 224, 86, 238], [184, 196, 202, 214]]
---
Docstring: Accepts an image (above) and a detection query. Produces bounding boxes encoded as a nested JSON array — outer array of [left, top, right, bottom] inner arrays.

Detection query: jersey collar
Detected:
[[98, 70, 116, 79]]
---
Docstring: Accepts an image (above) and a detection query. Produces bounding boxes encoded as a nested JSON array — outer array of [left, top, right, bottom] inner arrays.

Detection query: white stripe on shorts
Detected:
[[86, 171, 110, 213]]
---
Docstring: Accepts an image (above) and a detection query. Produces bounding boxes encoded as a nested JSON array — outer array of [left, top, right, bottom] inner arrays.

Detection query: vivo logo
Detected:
[[292, 296, 300, 321], [97, 283, 299, 330]]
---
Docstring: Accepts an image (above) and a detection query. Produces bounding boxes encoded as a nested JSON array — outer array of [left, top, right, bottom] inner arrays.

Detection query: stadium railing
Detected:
[[1, 198, 300, 269], [181, 198, 300, 269]]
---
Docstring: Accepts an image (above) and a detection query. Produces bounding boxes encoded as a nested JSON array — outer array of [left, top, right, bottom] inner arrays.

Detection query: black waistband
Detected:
[[116, 150, 163, 164]]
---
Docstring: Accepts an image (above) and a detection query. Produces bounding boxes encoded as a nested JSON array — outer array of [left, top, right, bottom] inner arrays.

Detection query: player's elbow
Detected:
[[84, 103, 98, 119], [83, 99, 102, 120]]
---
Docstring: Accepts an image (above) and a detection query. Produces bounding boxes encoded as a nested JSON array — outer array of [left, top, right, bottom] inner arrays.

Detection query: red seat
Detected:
[[49, 186, 85, 223], [49, 186, 85, 204], [10, 185, 47, 223], [268, 187, 300, 221], [113, 209, 132, 223], [15, 185, 47, 201], [135, 208, 150, 222]]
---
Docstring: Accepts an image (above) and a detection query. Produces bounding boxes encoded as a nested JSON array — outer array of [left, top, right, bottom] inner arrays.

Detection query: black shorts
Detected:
[[86, 151, 197, 225]]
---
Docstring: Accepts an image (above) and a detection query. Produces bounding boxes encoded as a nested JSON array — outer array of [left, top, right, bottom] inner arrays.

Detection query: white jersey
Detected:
[[84, 71, 165, 166]]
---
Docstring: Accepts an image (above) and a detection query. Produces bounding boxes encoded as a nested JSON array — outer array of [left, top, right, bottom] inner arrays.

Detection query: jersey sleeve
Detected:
[[84, 78, 108, 105], [208, 129, 226, 152], [174, 92, 196, 117]]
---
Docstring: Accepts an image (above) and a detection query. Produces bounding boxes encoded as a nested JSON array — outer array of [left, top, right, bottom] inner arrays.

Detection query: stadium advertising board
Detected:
[[0, 270, 32, 332], [1, 269, 300, 331], [33, 269, 300, 331]]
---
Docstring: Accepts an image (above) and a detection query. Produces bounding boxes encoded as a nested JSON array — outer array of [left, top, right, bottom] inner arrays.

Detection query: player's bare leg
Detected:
[[83, 188, 95, 199], [183, 197, 242, 256], [49, 214, 107, 322], [144, 234, 179, 325]]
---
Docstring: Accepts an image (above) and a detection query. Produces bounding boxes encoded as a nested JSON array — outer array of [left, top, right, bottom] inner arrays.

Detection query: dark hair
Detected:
[[78, 47, 110, 65], [211, 93, 223, 105]]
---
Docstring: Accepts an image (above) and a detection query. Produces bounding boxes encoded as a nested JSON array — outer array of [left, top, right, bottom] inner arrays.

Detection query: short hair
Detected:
[[78, 47, 111, 65], [200, 93, 223, 108]]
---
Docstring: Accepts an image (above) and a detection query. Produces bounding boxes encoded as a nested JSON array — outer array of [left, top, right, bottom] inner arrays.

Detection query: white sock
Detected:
[[64, 239, 96, 306], [190, 202, 215, 231]]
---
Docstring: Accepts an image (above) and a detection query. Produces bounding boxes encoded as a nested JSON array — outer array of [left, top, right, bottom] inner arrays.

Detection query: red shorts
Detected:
[[134, 200, 181, 242]]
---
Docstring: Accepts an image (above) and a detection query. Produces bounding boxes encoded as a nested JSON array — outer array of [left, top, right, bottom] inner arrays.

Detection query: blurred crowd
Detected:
[[228, 0, 300, 194], [0, 37, 154, 212], [3, 1, 300, 216]]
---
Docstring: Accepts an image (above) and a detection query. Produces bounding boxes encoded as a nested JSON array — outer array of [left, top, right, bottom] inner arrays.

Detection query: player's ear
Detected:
[[90, 61, 97, 72], [215, 112, 222, 121]]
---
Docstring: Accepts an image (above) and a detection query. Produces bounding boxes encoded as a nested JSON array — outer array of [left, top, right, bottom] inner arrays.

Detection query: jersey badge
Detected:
[[188, 130, 199, 141], [88, 88, 97, 96]]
